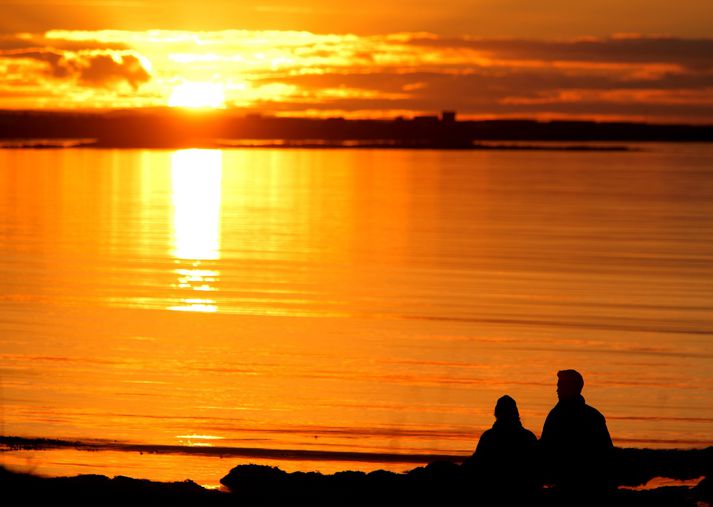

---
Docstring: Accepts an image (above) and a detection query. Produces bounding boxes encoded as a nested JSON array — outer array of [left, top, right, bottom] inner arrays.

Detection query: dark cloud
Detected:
[[256, 67, 713, 99], [0, 88, 53, 98], [251, 92, 713, 121], [0, 48, 151, 89], [71, 53, 150, 88], [255, 71, 437, 93], [247, 34, 713, 122], [408, 35, 713, 70], [0, 33, 129, 52], [248, 66, 713, 122], [0, 35, 37, 51], [0, 49, 67, 74]]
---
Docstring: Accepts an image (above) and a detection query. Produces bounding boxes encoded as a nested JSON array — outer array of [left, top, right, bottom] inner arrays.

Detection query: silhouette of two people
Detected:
[[466, 369, 613, 501]]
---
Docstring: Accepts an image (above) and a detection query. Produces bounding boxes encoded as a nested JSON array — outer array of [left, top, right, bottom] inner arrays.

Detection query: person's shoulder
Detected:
[[544, 403, 560, 416], [473, 427, 496, 454], [543, 403, 563, 422], [583, 402, 604, 416], [521, 427, 538, 442], [478, 427, 495, 440], [583, 402, 607, 421]]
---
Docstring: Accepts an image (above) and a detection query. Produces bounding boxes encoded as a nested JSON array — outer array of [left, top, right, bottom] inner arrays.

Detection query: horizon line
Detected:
[[2, 108, 713, 128]]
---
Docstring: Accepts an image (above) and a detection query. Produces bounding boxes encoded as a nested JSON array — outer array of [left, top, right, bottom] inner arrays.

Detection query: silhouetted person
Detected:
[[540, 370, 613, 498], [464, 395, 539, 500]]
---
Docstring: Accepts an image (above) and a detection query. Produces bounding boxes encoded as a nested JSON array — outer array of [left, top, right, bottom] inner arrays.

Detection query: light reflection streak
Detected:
[[176, 434, 224, 447], [169, 149, 222, 313]]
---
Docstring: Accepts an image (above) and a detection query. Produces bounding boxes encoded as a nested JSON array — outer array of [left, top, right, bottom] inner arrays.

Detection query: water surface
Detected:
[[1, 145, 712, 484]]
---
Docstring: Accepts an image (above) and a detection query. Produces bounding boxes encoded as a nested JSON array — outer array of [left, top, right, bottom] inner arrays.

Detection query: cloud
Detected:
[[70, 52, 150, 88], [407, 35, 713, 70], [232, 33, 713, 122], [0, 48, 151, 89], [1, 29, 712, 122], [0, 32, 129, 52], [247, 64, 713, 120]]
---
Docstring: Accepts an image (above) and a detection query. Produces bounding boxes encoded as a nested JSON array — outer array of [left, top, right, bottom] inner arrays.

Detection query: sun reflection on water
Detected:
[[176, 434, 224, 447], [168, 149, 222, 313]]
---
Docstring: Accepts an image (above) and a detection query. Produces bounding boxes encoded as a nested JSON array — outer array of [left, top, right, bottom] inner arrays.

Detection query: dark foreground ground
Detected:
[[1, 447, 711, 507]]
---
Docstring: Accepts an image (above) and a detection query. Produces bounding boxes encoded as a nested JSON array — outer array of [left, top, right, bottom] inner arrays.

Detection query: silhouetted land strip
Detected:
[[216, 139, 633, 151], [1, 109, 712, 149], [0, 436, 457, 464], [2, 436, 711, 506]]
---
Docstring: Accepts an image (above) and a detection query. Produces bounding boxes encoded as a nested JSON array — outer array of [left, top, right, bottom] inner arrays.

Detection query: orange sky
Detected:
[[1, 1, 712, 122], [2, 1, 712, 37]]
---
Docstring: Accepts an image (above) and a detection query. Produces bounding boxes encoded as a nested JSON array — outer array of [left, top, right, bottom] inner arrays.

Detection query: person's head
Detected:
[[557, 369, 584, 401], [494, 395, 520, 423]]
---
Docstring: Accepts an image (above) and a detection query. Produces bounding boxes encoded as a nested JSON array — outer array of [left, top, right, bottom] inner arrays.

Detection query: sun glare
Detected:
[[168, 82, 226, 109]]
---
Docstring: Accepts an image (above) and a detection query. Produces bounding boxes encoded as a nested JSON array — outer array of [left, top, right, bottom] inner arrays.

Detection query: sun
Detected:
[[168, 82, 226, 109]]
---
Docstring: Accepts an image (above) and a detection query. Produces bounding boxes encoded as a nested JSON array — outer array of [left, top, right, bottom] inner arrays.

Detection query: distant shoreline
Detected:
[[0, 435, 460, 464], [2, 110, 712, 151], [0, 138, 637, 151]]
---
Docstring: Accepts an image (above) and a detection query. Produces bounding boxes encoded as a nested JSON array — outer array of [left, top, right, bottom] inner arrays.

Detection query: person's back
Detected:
[[466, 395, 538, 499], [540, 370, 613, 495]]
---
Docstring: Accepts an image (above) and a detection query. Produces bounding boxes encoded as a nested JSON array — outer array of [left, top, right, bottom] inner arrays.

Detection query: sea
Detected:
[[1, 144, 712, 487]]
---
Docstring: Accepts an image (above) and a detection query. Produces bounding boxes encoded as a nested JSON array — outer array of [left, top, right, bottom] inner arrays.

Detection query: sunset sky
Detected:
[[1, 0, 712, 122]]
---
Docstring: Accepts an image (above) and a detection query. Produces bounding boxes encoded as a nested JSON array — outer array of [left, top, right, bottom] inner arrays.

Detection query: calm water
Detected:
[[1, 145, 712, 485]]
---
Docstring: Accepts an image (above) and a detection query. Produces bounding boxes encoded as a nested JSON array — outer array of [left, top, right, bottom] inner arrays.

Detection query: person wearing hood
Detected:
[[465, 395, 539, 498]]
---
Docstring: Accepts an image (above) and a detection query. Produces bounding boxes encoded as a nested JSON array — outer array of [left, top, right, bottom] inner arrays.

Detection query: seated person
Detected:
[[540, 369, 614, 495], [464, 395, 539, 497]]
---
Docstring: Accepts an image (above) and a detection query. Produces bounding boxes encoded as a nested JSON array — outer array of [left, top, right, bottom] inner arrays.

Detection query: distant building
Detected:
[[414, 115, 439, 123], [441, 111, 457, 123]]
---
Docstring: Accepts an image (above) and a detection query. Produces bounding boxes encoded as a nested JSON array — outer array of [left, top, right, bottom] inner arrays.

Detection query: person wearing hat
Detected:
[[540, 369, 613, 496]]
